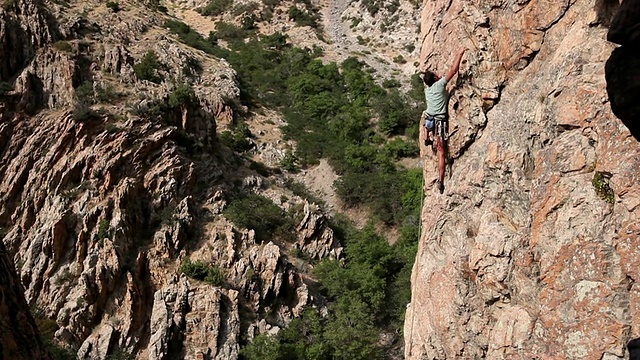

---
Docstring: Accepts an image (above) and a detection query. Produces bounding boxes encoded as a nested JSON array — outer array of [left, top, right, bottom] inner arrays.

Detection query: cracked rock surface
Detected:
[[407, 0, 640, 359]]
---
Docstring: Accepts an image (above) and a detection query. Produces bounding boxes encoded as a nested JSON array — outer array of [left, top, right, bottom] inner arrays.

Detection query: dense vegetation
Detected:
[[193, 29, 423, 225], [242, 213, 421, 359], [165, 20, 426, 358], [223, 193, 299, 243]]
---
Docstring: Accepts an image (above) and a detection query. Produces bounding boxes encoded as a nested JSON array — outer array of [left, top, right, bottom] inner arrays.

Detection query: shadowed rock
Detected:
[[0, 242, 51, 360], [630, 338, 640, 360], [605, 0, 640, 141], [607, 0, 640, 45]]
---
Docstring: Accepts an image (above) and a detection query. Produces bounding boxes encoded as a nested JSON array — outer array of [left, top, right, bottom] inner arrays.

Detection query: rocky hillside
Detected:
[[405, 0, 640, 359], [0, 0, 427, 358], [0, 0, 346, 358]]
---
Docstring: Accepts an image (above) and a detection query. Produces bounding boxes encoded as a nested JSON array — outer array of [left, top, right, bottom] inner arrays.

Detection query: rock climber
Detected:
[[421, 48, 468, 194]]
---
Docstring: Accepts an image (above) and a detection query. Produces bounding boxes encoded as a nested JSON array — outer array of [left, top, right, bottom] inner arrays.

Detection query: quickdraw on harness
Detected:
[[424, 113, 449, 141]]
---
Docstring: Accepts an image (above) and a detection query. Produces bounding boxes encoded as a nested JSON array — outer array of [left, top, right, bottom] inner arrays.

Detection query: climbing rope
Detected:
[[406, 162, 426, 357]]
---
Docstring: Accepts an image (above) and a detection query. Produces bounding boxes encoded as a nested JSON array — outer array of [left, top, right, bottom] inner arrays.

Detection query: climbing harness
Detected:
[[424, 113, 448, 141]]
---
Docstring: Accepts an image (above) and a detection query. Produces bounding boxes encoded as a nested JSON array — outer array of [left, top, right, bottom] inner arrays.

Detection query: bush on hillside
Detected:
[[284, 179, 325, 207], [382, 78, 400, 88], [96, 83, 121, 103], [147, 0, 167, 12], [242, 309, 331, 360], [52, 41, 73, 53], [164, 20, 222, 55], [279, 151, 299, 173], [376, 89, 419, 135], [287, 6, 319, 28], [106, 1, 120, 12], [219, 130, 252, 152], [75, 81, 94, 104], [198, 0, 232, 16], [169, 83, 196, 109], [232, 2, 259, 16], [179, 258, 224, 286], [219, 120, 253, 152], [214, 21, 250, 41], [72, 102, 97, 122], [134, 51, 161, 83], [382, 138, 419, 159], [392, 54, 407, 64], [223, 194, 294, 242]]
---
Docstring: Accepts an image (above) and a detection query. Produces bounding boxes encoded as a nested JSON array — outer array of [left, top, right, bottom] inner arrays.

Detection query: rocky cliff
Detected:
[[406, 0, 640, 359], [0, 0, 340, 358]]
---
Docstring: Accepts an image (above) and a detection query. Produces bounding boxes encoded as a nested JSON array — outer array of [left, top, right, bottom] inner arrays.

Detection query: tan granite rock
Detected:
[[407, 0, 639, 359]]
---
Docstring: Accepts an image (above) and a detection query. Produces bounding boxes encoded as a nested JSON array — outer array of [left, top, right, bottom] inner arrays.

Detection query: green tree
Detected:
[[75, 81, 94, 104], [382, 138, 419, 159], [324, 297, 380, 360], [287, 5, 319, 28], [242, 309, 331, 360], [223, 194, 290, 242], [198, 0, 232, 16], [241, 335, 281, 360], [375, 88, 420, 136], [134, 51, 161, 83], [169, 83, 196, 124], [165, 20, 221, 55], [106, 1, 121, 12]]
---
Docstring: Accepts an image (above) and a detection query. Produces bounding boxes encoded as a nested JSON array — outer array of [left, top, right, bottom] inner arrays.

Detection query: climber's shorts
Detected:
[[423, 111, 447, 132], [425, 118, 435, 131], [422, 111, 435, 131]]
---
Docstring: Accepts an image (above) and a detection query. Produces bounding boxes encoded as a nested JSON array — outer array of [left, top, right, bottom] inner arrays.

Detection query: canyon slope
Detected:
[[0, 0, 421, 358], [0, 0, 337, 358]]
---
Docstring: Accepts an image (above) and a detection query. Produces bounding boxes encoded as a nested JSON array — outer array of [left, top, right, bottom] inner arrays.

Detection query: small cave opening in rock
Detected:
[[595, 0, 620, 27]]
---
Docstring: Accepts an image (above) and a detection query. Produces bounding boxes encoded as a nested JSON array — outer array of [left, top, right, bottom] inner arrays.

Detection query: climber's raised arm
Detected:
[[445, 48, 468, 82]]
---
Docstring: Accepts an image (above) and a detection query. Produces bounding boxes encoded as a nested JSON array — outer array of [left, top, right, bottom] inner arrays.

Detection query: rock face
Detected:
[[605, 0, 640, 140], [0, 0, 338, 358], [0, 0, 56, 81], [0, 242, 51, 360], [406, 0, 640, 359]]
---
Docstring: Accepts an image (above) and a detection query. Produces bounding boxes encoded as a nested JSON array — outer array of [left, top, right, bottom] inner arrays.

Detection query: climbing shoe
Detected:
[[424, 138, 433, 147], [436, 181, 444, 194]]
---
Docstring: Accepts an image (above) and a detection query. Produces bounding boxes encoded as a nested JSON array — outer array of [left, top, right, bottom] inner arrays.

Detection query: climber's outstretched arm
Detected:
[[445, 48, 468, 82]]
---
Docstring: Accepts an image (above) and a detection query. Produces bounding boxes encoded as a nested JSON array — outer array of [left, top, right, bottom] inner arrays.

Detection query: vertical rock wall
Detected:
[[406, 0, 640, 358]]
